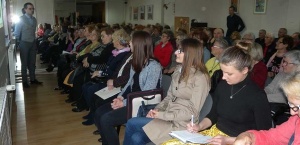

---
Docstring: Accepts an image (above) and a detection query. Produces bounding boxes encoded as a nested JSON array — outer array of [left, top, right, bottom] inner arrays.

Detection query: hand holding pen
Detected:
[[187, 115, 200, 133]]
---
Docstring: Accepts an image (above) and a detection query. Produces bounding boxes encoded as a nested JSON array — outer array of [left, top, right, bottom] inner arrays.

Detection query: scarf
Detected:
[[112, 47, 131, 57]]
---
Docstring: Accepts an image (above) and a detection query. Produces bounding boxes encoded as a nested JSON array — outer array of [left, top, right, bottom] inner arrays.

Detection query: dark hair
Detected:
[[24, 2, 33, 9], [67, 28, 75, 40], [21, 8, 25, 14], [101, 27, 114, 36], [282, 35, 294, 50], [229, 6, 236, 11], [220, 46, 252, 71], [191, 29, 209, 45], [162, 29, 176, 50], [180, 38, 210, 83], [132, 31, 154, 73], [112, 23, 120, 30], [164, 25, 171, 30], [84, 24, 95, 33], [44, 23, 51, 30]]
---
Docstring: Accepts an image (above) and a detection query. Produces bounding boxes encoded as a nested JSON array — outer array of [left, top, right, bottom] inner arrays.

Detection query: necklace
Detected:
[[230, 85, 247, 99]]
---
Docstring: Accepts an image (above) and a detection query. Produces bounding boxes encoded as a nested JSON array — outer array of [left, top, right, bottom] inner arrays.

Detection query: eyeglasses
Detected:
[[282, 60, 297, 66], [212, 45, 221, 49], [28, 8, 35, 10], [288, 102, 300, 112], [175, 49, 184, 54]]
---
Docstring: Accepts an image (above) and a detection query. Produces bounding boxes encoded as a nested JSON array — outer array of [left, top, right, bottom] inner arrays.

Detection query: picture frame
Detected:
[[147, 5, 153, 20], [230, 0, 239, 13], [139, 5, 145, 20], [254, 0, 267, 14], [133, 7, 138, 21]]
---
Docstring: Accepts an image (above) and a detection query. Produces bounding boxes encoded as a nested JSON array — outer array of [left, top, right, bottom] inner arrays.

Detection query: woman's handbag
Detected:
[[137, 101, 157, 117], [126, 89, 164, 120]]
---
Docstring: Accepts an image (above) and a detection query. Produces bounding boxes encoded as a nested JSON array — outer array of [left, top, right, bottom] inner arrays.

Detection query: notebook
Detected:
[[94, 87, 121, 100], [169, 130, 212, 144]]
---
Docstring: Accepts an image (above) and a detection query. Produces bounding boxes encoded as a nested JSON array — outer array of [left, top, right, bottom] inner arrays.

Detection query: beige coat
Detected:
[[143, 67, 210, 144]]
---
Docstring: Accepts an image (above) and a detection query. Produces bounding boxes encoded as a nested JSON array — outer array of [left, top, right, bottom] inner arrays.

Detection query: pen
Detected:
[[191, 115, 194, 127]]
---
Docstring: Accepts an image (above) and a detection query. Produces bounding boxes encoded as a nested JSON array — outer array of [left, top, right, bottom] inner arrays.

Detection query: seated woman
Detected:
[[163, 32, 188, 75], [78, 28, 131, 124], [267, 35, 293, 78], [190, 29, 211, 63], [265, 50, 300, 124], [94, 31, 162, 145], [66, 26, 114, 105], [154, 29, 176, 68], [163, 46, 272, 145], [249, 43, 268, 89], [123, 38, 211, 145], [230, 31, 241, 45], [234, 72, 300, 145]]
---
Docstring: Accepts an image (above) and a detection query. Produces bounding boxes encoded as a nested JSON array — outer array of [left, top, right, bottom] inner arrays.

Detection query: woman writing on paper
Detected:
[[123, 38, 211, 145], [163, 46, 272, 145]]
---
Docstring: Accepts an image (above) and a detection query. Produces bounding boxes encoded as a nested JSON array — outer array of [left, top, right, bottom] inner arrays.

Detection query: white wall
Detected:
[[106, 0, 126, 24], [208, 0, 300, 37], [11, 0, 55, 25], [125, 0, 300, 37], [125, 0, 163, 25]]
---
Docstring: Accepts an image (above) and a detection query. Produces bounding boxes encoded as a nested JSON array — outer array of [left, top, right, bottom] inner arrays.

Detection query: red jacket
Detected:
[[249, 115, 299, 145], [154, 42, 173, 68], [251, 61, 267, 89]]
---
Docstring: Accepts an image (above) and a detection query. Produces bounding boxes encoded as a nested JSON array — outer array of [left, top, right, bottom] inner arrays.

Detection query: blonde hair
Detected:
[[112, 29, 131, 47], [235, 41, 252, 52], [281, 73, 300, 100], [249, 43, 263, 61]]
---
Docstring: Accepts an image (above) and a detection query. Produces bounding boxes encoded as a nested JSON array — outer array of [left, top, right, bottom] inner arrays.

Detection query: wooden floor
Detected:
[[11, 56, 125, 145]]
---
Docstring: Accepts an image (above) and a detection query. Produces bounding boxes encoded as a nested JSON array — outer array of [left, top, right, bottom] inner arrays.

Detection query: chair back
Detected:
[[162, 75, 172, 97], [199, 94, 213, 121]]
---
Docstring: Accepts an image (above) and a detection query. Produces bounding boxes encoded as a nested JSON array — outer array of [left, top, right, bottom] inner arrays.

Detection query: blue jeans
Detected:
[[123, 117, 153, 145]]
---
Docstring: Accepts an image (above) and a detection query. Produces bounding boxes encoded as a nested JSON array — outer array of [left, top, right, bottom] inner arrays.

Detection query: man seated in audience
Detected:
[[291, 32, 300, 50], [255, 29, 266, 47], [209, 28, 231, 48], [274, 28, 287, 42]]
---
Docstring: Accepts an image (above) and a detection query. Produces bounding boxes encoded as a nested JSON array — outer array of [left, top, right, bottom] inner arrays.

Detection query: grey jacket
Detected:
[[265, 72, 287, 104], [119, 59, 162, 98], [14, 14, 37, 42]]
